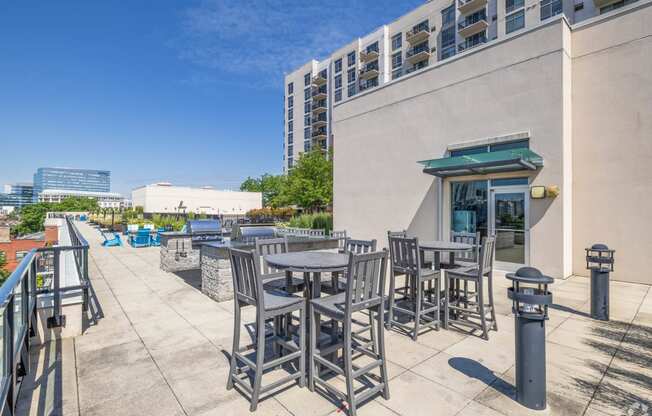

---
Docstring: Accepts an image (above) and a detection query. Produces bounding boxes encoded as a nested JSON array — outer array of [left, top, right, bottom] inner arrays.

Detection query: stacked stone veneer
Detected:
[[200, 245, 233, 302], [160, 234, 200, 272]]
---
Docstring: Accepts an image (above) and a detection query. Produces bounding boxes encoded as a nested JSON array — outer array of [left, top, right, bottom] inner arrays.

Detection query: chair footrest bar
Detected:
[[352, 359, 382, 379], [260, 372, 302, 394], [263, 350, 302, 371], [314, 355, 344, 376]]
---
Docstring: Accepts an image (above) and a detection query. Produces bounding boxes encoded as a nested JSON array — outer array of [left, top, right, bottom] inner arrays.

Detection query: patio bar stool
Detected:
[[386, 235, 441, 340], [255, 237, 305, 294], [226, 248, 306, 412], [308, 250, 390, 416], [324, 238, 377, 295], [444, 236, 498, 340]]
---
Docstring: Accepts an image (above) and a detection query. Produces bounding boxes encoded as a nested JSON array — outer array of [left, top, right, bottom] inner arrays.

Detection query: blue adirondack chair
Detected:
[[130, 229, 151, 248], [102, 232, 122, 247], [150, 229, 164, 247]]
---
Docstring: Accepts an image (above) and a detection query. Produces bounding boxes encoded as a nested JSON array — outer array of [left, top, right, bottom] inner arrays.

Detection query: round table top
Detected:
[[419, 240, 472, 251], [264, 251, 350, 272]]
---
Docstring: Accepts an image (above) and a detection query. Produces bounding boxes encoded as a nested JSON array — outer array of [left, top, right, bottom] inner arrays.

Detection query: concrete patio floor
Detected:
[[16, 222, 652, 416]]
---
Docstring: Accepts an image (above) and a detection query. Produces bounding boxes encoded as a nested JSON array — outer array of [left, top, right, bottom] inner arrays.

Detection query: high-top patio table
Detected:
[[264, 251, 349, 369]]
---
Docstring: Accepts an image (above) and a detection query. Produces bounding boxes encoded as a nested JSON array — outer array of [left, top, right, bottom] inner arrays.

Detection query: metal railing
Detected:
[[0, 216, 89, 415]]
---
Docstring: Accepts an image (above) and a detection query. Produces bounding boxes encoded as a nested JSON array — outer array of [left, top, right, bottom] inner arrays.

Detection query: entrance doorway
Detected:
[[450, 178, 529, 270]]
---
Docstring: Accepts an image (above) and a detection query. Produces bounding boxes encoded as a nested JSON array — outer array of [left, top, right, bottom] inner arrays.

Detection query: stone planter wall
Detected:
[[200, 248, 233, 302]]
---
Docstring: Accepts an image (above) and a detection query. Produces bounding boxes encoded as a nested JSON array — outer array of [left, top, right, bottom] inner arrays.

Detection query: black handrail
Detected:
[[0, 216, 89, 415]]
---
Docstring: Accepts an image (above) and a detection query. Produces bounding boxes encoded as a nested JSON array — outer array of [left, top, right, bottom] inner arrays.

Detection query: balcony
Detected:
[[311, 129, 327, 141], [458, 17, 489, 38], [458, 36, 488, 52], [312, 73, 327, 86], [406, 45, 432, 65], [311, 100, 327, 114], [359, 65, 380, 81], [312, 87, 327, 101], [360, 48, 379, 62], [405, 25, 430, 44], [458, 0, 488, 14], [312, 117, 327, 128]]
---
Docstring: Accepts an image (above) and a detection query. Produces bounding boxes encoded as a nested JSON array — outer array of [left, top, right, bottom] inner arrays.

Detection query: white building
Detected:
[[131, 183, 262, 216], [283, 0, 640, 172], [37, 189, 125, 209]]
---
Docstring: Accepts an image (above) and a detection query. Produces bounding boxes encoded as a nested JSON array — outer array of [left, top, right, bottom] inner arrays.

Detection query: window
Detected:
[[392, 52, 402, 69], [304, 141, 311, 152], [304, 72, 311, 85], [491, 177, 529, 186], [288, 132, 293, 144], [392, 69, 402, 80], [304, 101, 310, 114], [600, 0, 636, 13], [287, 82, 294, 95], [392, 33, 402, 50], [304, 114, 310, 125], [490, 139, 529, 152], [413, 20, 429, 33], [304, 88, 310, 100], [335, 58, 342, 73], [442, 5, 455, 27], [288, 121, 293, 131], [506, 0, 525, 13], [347, 68, 356, 83], [347, 51, 356, 66], [287, 96, 293, 108], [540, 0, 563, 20], [574, 2, 584, 11], [366, 42, 379, 53], [288, 108, 293, 120], [288, 158, 293, 168], [334, 74, 342, 89], [335, 89, 342, 102], [347, 83, 356, 97], [506, 10, 525, 33], [441, 26, 456, 60], [16, 251, 28, 261], [287, 144, 293, 156], [304, 127, 310, 139], [319, 69, 327, 78]]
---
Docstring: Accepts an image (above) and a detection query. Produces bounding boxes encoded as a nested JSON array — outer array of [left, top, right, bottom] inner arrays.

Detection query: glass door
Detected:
[[489, 186, 529, 270]]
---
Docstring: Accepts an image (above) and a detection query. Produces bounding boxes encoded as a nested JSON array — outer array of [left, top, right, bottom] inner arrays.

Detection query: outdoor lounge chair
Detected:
[[129, 229, 151, 248], [101, 232, 122, 247]]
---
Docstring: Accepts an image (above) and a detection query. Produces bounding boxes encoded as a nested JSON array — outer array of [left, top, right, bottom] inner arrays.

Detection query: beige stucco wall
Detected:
[[571, 3, 652, 284], [333, 19, 572, 278], [132, 185, 262, 215]]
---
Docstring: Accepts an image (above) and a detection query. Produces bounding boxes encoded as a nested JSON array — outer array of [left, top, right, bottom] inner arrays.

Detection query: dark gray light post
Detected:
[[585, 244, 615, 321], [506, 267, 554, 411]]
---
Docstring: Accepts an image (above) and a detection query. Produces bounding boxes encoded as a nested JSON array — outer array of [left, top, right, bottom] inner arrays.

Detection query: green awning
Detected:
[[419, 148, 544, 177]]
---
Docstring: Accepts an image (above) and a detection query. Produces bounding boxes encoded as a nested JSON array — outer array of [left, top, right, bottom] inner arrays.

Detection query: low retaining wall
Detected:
[[160, 234, 200, 272]]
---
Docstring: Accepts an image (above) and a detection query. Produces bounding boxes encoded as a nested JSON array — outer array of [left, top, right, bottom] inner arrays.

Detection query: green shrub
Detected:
[[288, 212, 332, 234]]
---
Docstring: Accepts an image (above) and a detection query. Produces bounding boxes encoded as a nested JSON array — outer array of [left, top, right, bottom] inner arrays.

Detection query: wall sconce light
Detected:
[[546, 185, 560, 198], [530, 186, 546, 199]]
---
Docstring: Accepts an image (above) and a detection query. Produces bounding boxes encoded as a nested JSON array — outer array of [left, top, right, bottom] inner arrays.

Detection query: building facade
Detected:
[[282, 0, 639, 172], [33, 168, 110, 201], [0, 225, 58, 272], [37, 189, 125, 209], [331, 2, 651, 284], [131, 183, 262, 216]]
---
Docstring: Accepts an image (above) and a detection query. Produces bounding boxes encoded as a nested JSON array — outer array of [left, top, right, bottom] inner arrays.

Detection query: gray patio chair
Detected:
[[443, 236, 498, 340], [440, 231, 481, 268], [324, 238, 377, 294], [330, 230, 347, 250], [226, 248, 306, 411], [386, 235, 441, 340], [255, 237, 305, 293], [308, 250, 390, 416]]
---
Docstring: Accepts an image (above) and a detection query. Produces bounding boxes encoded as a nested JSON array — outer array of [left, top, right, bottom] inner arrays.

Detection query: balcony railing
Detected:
[[0, 216, 90, 415], [312, 117, 327, 128], [458, 0, 488, 14], [359, 63, 380, 80], [406, 44, 432, 64], [360, 45, 380, 62], [405, 23, 430, 44], [458, 36, 488, 52], [311, 101, 327, 114], [458, 16, 489, 37], [311, 87, 327, 100], [312, 73, 327, 86]]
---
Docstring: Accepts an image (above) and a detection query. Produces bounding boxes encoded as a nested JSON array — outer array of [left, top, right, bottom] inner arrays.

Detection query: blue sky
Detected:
[[0, 0, 423, 196]]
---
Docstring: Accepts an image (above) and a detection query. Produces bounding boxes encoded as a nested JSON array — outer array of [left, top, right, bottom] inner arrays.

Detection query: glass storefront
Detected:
[[450, 180, 488, 239]]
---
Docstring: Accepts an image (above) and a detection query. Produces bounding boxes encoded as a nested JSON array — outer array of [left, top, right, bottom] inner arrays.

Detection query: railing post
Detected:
[[47, 248, 65, 328], [6, 296, 15, 415]]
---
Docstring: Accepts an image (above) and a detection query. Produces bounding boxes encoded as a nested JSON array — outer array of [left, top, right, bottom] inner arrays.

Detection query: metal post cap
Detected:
[[506, 267, 554, 284], [590, 243, 609, 250]]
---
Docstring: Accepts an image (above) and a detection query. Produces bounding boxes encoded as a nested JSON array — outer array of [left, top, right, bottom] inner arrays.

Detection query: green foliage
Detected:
[[288, 212, 333, 234], [13, 196, 100, 236], [240, 174, 287, 207], [0, 251, 10, 283], [246, 207, 296, 222], [279, 150, 333, 211]]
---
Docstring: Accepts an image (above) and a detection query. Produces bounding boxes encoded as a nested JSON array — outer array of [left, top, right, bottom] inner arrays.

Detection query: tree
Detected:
[[12, 196, 101, 236], [240, 174, 286, 207], [0, 251, 10, 283], [279, 150, 333, 211]]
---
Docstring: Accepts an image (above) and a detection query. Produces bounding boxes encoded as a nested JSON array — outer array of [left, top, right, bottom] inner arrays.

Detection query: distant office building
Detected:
[[0, 183, 34, 209], [37, 189, 124, 209], [33, 168, 110, 201], [131, 183, 262, 215]]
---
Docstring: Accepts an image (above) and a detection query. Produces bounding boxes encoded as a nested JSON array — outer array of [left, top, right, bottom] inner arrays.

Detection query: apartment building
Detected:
[[332, 1, 651, 284], [282, 0, 639, 171]]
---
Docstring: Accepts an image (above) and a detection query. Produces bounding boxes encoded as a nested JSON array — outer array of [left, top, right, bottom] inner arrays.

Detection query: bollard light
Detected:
[[585, 244, 615, 321], [506, 267, 554, 411]]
